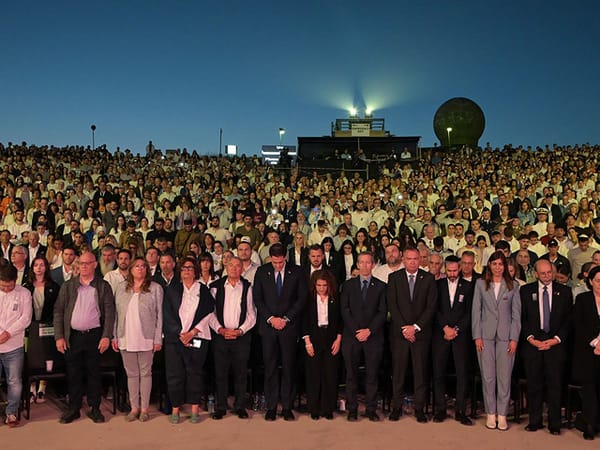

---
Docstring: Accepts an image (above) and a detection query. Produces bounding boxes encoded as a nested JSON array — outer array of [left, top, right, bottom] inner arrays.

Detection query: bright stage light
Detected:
[[349, 107, 357, 117]]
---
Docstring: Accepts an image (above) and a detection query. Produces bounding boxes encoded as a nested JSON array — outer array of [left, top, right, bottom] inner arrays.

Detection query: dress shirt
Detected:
[[447, 278, 458, 308], [406, 271, 421, 332], [310, 265, 323, 276], [28, 245, 40, 262], [208, 278, 256, 334], [317, 294, 329, 327], [70, 283, 101, 331], [179, 281, 211, 340], [344, 254, 354, 280], [122, 293, 153, 352], [0, 285, 33, 353], [62, 266, 74, 282]]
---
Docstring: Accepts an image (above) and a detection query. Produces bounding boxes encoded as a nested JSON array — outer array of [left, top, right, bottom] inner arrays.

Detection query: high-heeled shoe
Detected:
[[485, 414, 496, 429]]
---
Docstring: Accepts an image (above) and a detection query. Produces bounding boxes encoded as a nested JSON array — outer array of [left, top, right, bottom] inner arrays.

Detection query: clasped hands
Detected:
[[402, 325, 417, 343], [528, 337, 558, 351], [218, 327, 243, 340], [269, 317, 288, 330]]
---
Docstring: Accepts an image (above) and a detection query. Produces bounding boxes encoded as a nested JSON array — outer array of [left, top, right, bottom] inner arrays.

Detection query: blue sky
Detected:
[[2, 1, 599, 155]]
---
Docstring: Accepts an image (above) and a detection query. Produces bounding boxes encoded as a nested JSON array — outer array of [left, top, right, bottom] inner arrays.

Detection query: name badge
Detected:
[[458, 294, 464, 303], [39, 326, 55, 337]]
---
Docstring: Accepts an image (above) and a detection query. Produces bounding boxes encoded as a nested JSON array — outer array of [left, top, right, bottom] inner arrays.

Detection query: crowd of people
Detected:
[[0, 141, 599, 440]]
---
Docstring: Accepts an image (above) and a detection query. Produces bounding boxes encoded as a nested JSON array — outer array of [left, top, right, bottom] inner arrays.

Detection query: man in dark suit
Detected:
[[253, 243, 307, 421], [387, 247, 437, 423], [341, 251, 387, 422], [520, 259, 572, 435], [432, 255, 473, 425], [50, 245, 78, 286]]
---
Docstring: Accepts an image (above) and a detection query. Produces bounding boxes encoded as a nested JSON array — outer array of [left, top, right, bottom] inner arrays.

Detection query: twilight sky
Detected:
[[2, 1, 599, 155]]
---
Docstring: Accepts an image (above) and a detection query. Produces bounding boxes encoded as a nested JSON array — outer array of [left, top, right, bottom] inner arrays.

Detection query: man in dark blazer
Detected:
[[253, 243, 307, 421], [520, 259, 572, 435], [387, 247, 437, 423], [50, 245, 78, 286], [432, 255, 473, 425], [341, 251, 387, 421]]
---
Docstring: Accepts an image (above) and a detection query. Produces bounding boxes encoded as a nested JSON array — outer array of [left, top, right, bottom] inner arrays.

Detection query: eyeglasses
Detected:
[[181, 266, 195, 271], [79, 261, 96, 266]]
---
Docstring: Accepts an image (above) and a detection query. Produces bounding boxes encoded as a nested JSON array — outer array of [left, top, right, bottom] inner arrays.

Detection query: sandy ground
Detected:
[[4, 397, 597, 450]]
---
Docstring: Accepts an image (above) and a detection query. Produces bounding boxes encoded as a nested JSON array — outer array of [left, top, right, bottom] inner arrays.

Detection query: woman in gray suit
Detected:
[[472, 251, 521, 431], [112, 256, 163, 422]]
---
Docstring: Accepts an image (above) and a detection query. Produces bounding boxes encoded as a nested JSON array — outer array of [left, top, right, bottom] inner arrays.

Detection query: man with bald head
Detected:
[[520, 259, 573, 435]]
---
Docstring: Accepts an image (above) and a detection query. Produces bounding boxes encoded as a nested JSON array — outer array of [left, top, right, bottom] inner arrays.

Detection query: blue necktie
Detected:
[[542, 286, 550, 333], [409, 275, 415, 302], [362, 279, 368, 302], [276, 272, 282, 297]]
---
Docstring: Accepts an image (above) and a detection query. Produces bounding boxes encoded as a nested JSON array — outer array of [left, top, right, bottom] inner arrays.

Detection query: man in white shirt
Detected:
[[0, 264, 33, 427], [373, 244, 403, 284], [104, 249, 131, 294], [351, 200, 370, 231], [208, 257, 257, 420]]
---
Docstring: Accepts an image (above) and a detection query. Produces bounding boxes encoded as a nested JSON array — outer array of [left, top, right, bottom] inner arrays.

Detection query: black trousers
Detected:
[[261, 328, 298, 410], [65, 328, 102, 410], [582, 360, 600, 431], [165, 340, 208, 408], [305, 328, 340, 415], [212, 333, 251, 411], [342, 337, 382, 412], [523, 344, 565, 428], [390, 336, 430, 412], [432, 334, 470, 414]]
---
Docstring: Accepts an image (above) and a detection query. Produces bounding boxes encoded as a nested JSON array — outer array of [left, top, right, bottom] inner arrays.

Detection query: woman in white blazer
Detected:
[[112, 257, 163, 422], [472, 251, 521, 431]]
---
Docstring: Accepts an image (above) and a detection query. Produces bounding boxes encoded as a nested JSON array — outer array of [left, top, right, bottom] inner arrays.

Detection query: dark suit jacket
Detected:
[[324, 250, 345, 285], [302, 293, 342, 352], [162, 281, 215, 345], [51, 266, 66, 286], [434, 277, 473, 336], [287, 246, 308, 268], [387, 269, 438, 341], [253, 262, 307, 335], [340, 276, 387, 342], [24, 279, 60, 323], [520, 281, 572, 344], [573, 291, 600, 383], [0, 243, 14, 261]]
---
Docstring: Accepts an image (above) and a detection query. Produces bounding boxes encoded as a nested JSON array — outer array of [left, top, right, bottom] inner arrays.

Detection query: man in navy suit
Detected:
[[341, 251, 387, 421], [253, 243, 306, 421], [520, 259, 572, 435], [431, 255, 473, 425], [387, 247, 437, 423]]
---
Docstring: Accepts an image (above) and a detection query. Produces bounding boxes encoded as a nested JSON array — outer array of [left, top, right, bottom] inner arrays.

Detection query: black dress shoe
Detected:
[[282, 409, 295, 421], [583, 425, 595, 440], [549, 427, 561, 435], [365, 410, 380, 422], [433, 412, 446, 423], [236, 409, 249, 419], [87, 407, 105, 423], [525, 423, 543, 432], [347, 410, 358, 422], [59, 409, 81, 424], [211, 410, 226, 420], [455, 412, 473, 426], [310, 413, 320, 420], [415, 410, 428, 423], [265, 409, 277, 421], [323, 412, 334, 420], [388, 408, 402, 421]]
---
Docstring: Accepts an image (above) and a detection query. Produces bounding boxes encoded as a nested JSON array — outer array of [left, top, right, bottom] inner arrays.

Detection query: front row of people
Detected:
[[0, 243, 598, 441]]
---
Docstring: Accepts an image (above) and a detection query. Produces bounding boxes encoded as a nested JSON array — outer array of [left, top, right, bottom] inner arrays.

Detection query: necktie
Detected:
[[409, 275, 415, 301], [362, 279, 368, 302], [542, 285, 550, 333], [276, 272, 282, 297]]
